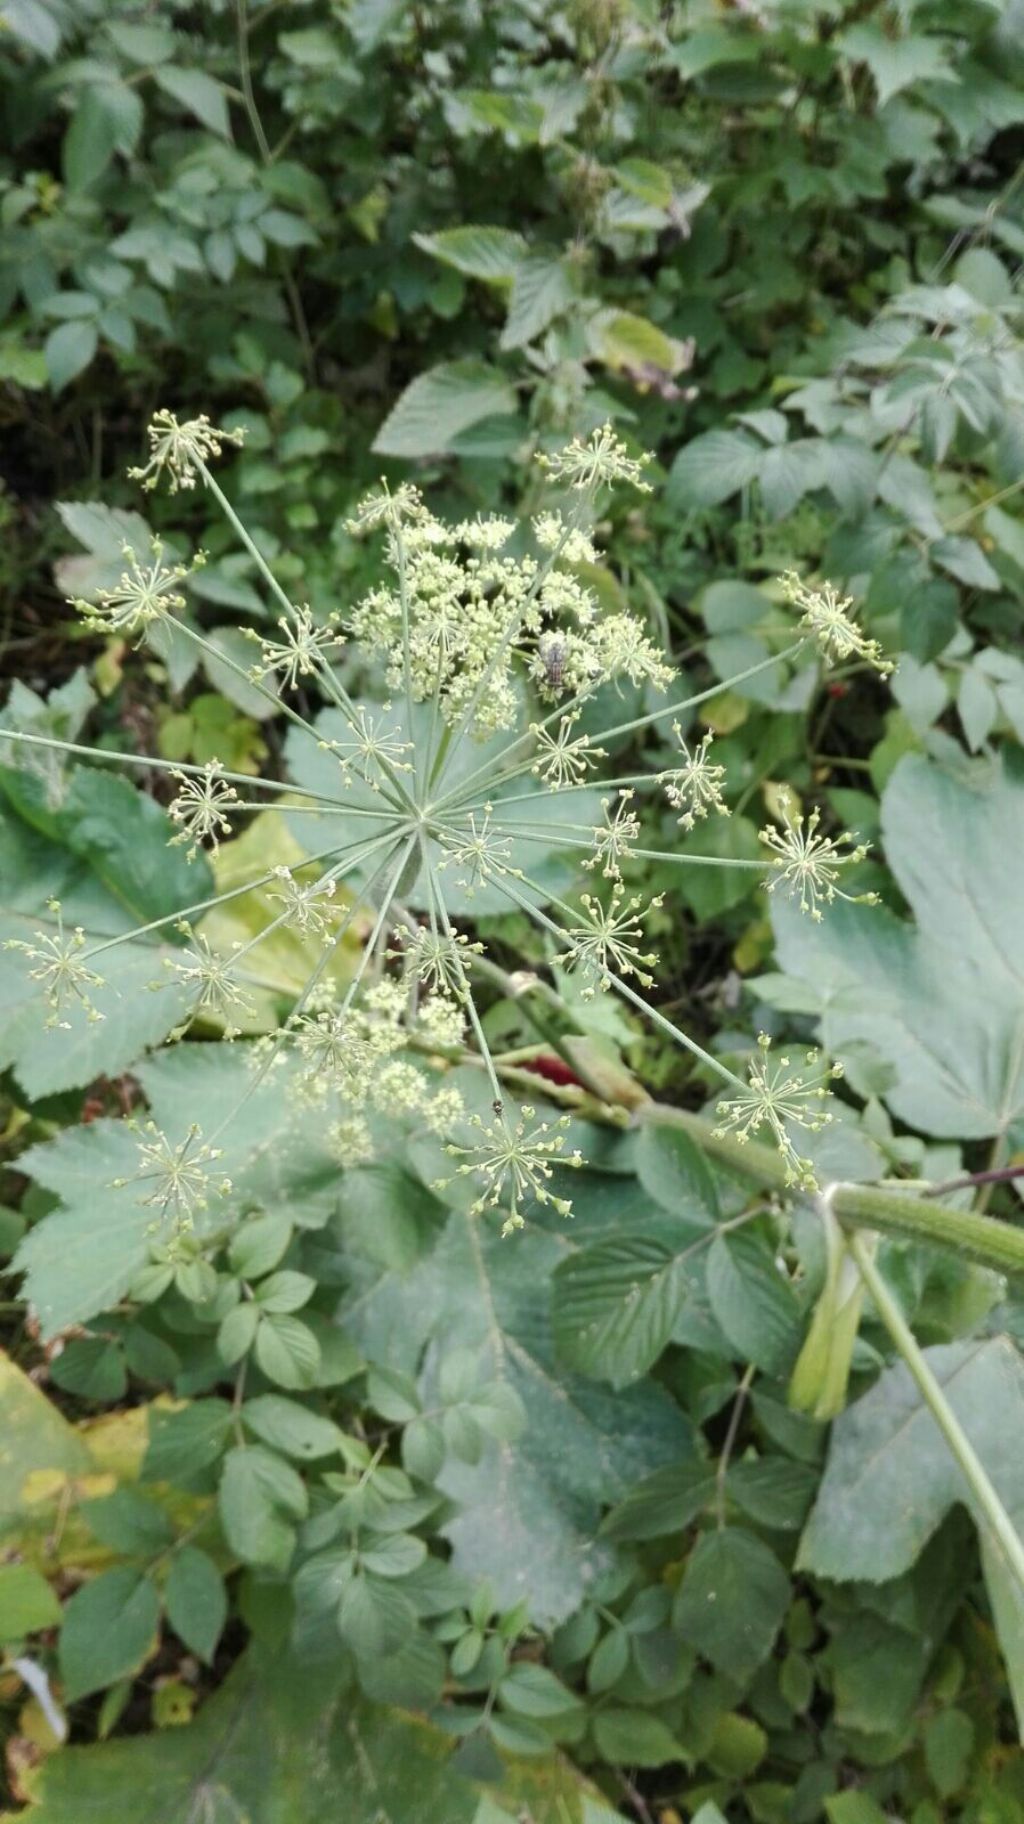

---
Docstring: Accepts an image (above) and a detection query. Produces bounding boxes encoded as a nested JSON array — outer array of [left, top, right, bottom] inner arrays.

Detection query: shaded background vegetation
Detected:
[[3, 2, 1024, 1821]]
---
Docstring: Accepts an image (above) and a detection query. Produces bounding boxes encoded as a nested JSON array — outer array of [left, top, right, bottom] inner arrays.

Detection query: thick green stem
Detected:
[[643, 1105, 1024, 1277], [847, 1227, 1024, 1597]]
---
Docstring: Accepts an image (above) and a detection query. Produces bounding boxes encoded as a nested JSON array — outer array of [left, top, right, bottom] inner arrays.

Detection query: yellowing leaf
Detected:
[[198, 809, 366, 1033]]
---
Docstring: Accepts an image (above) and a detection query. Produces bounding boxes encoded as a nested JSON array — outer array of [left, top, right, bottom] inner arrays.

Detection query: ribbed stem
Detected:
[[643, 1106, 1024, 1277]]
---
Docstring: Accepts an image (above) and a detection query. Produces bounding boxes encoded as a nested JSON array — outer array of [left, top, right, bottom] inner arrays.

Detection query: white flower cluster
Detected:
[[0, 414, 899, 1232], [346, 434, 665, 738], [285, 979, 466, 1164]]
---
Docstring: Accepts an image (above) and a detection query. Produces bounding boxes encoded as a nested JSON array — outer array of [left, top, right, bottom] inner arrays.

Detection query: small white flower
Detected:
[[70, 540, 195, 636], [326, 1113, 375, 1166], [439, 1105, 583, 1235], [128, 410, 246, 493], [662, 725, 729, 831], [454, 515, 516, 551], [440, 806, 514, 896], [584, 791, 641, 879], [249, 607, 342, 692], [394, 925, 481, 999], [530, 716, 605, 791], [168, 761, 238, 860], [113, 1121, 231, 1232], [536, 423, 653, 494], [166, 930, 257, 1036], [4, 900, 105, 1028], [346, 480, 427, 533], [532, 511, 597, 565], [781, 571, 893, 675], [321, 706, 413, 785], [268, 867, 338, 939], [558, 885, 662, 997], [760, 791, 877, 922], [712, 1034, 844, 1190], [417, 995, 466, 1049]]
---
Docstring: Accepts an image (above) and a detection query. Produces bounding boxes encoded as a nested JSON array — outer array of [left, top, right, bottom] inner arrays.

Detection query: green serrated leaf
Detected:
[[164, 1547, 227, 1664], [372, 361, 518, 458], [59, 1567, 161, 1701], [673, 1528, 789, 1684], [799, 1337, 1024, 1584], [413, 225, 527, 281], [706, 1226, 800, 1376], [218, 1445, 307, 1571]]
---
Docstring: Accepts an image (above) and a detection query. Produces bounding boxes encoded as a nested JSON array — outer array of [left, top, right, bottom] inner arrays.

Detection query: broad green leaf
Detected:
[[18, 1045, 346, 1334], [0, 766, 205, 1094], [799, 1336, 1024, 1584], [591, 311, 680, 376], [59, 1566, 161, 1700], [668, 429, 762, 508], [841, 25, 957, 106], [499, 1661, 580, 1717], [0, 1564, 62, 1642], [826, 1796, 892, 1824], [501, 254, 575, 349], [14, 1121, 175, 1336], [923, 1707, 975, 1798], [673, 1528, 789, 1684], [0, 1352, 93, 1548], [372, 361, 517, 458], [413, 225, 527, 281], [229, 1212, 293, 1279], [83, 1488, 174, 1555], [553, 1230, 710, 1387], [49, 1336, 126, 1402], [143, 1402, 233, 1486], [339, 1182, 689, 1625], [15, 1645, 481, 1822], [164, 1547, 227, 1664], [773, 755, 1024, 1141], [242, 1395, 343, 1461], [600, 1460, 714, 1542], [591, 1708, 683, 1767], [218, 1445, 308, 1571], [726, 1457, 817, 1531], [44, 318, 98, 391], [338, 1572, 418, 1658], [634, 1120, 720, 1224], [706, 1227, 801, 1376], [253, 1314, 321, 1390], [154, 65, 231, 136], [254, 1270, 315, 1314], [107, 21, 176, 62], [758, 440, 824, 519], [62, 85, 122, 189]]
